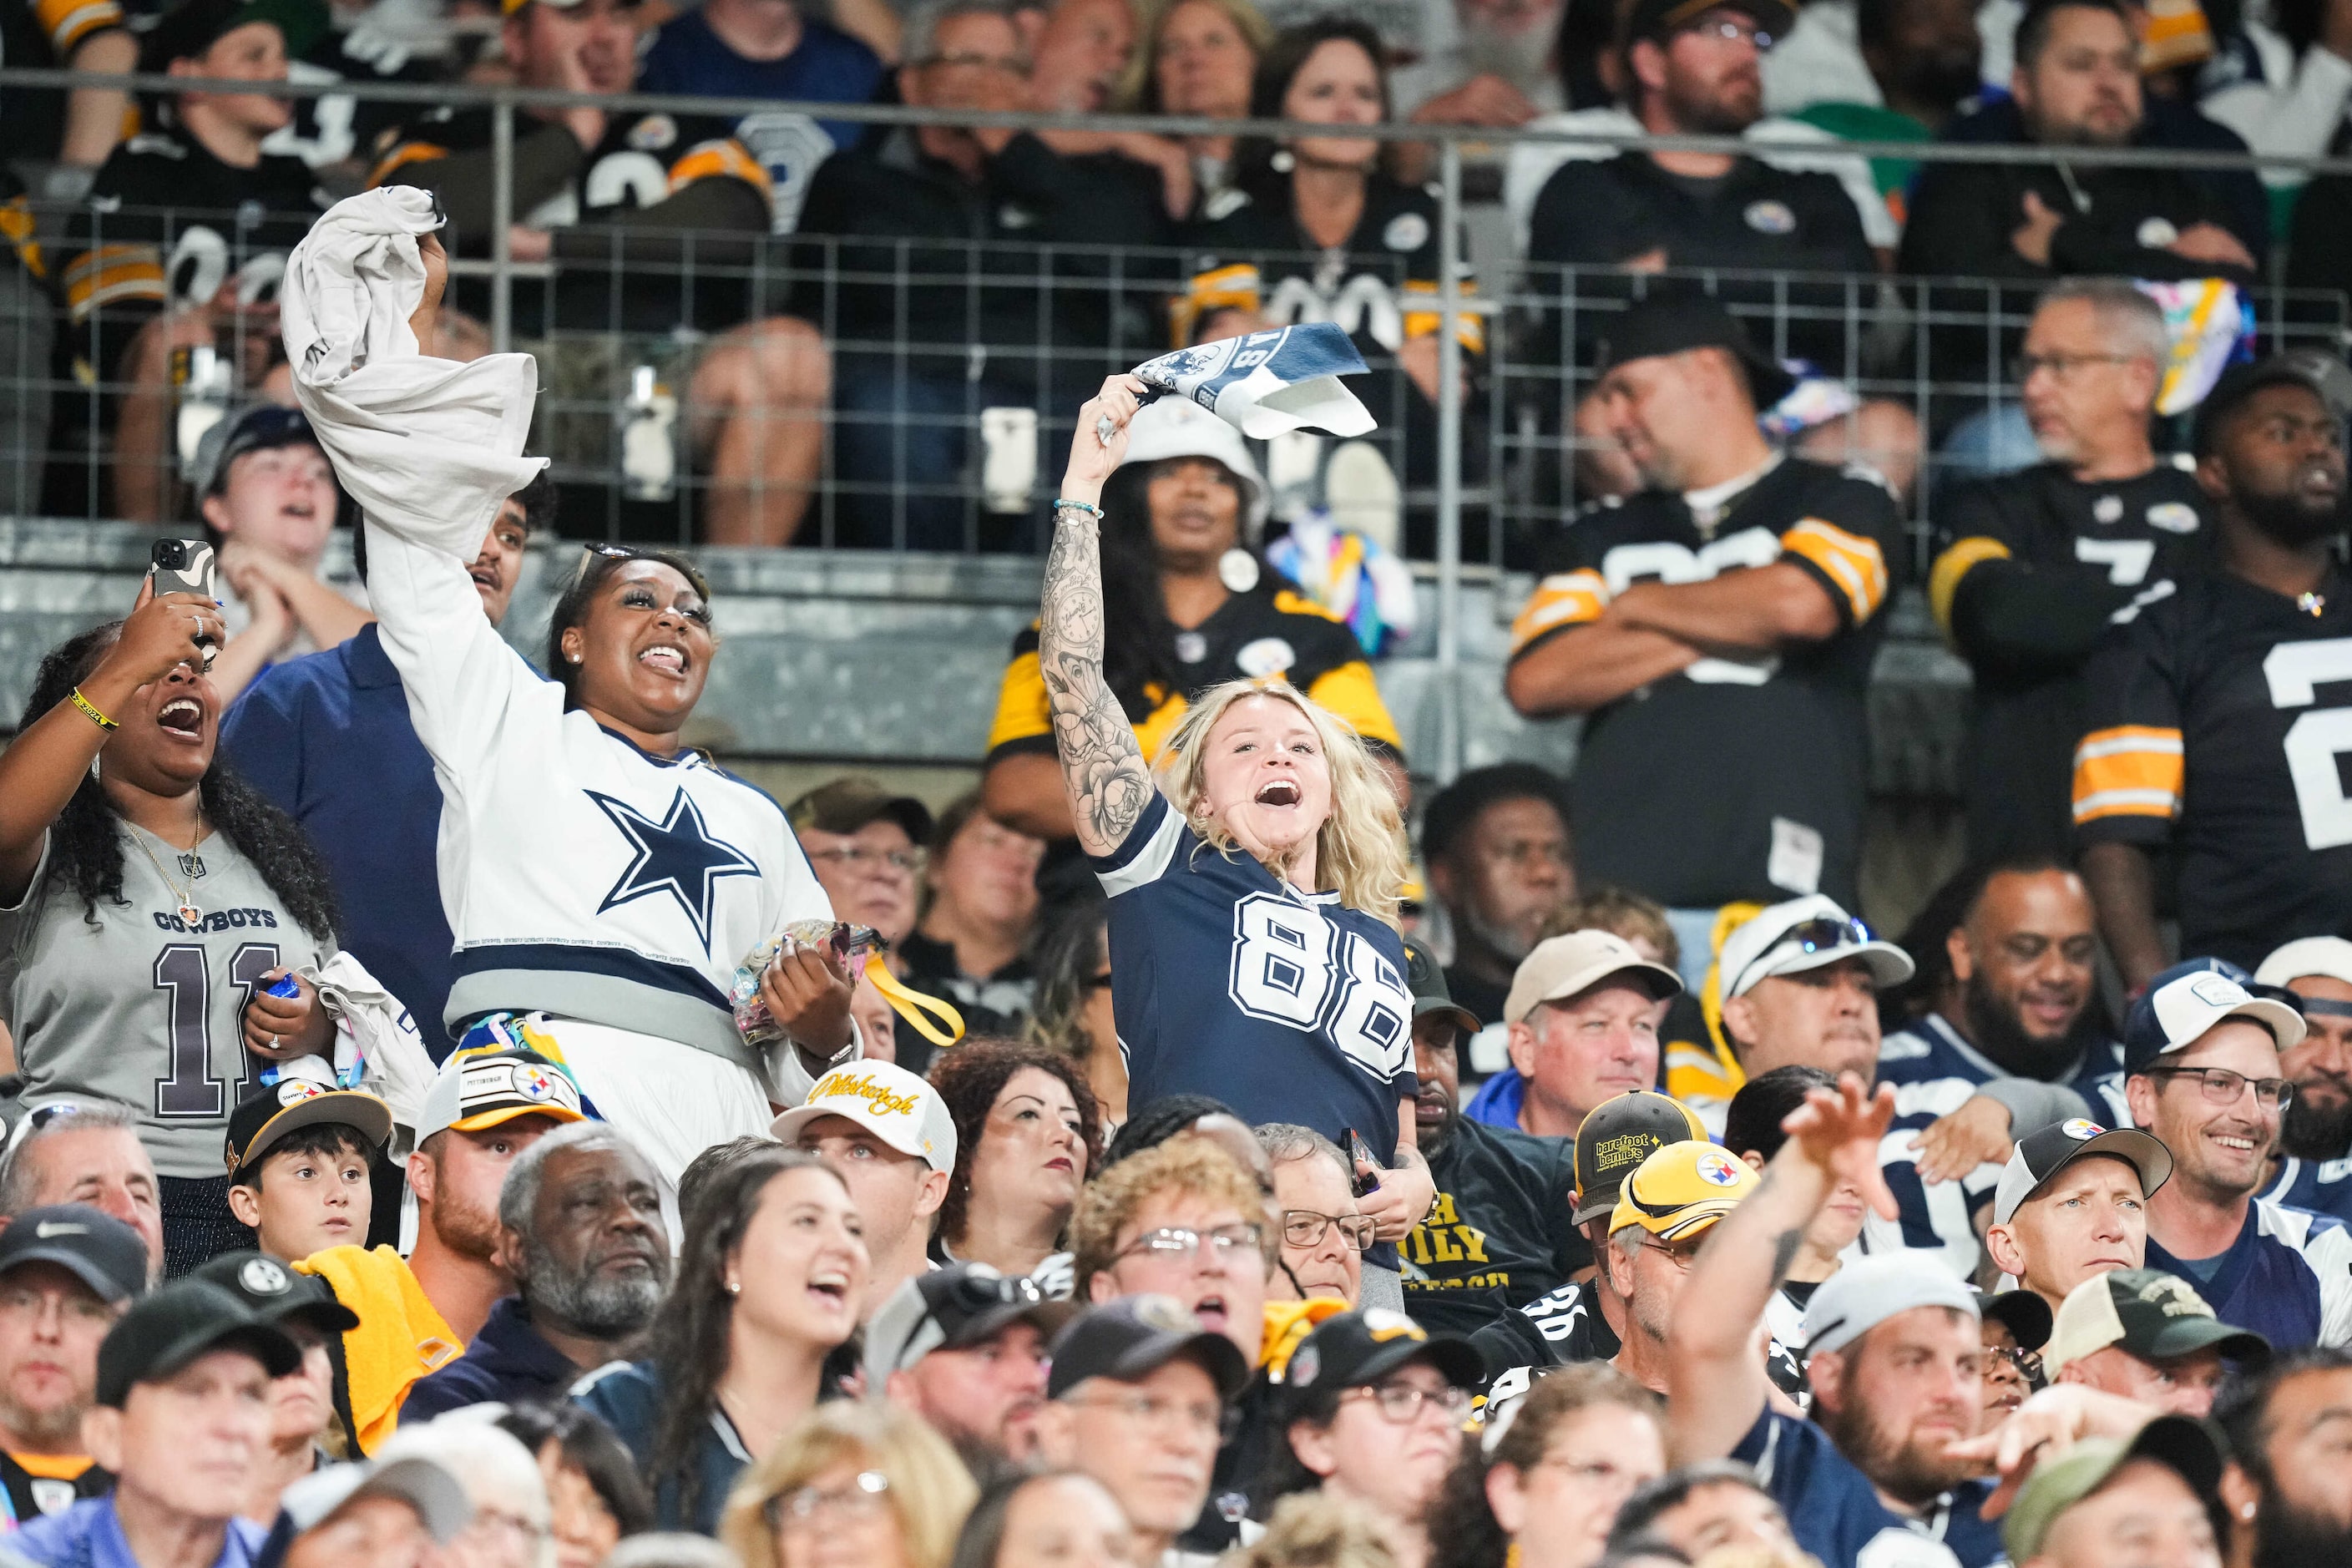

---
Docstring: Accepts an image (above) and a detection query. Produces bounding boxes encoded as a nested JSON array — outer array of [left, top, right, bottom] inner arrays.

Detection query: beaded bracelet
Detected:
[[68, 686, 118, 731], [1054, 498, 1104, 520]]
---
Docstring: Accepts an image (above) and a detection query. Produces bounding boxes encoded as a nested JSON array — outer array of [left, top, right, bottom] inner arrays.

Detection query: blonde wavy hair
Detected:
[[719, 1403, 978, 1568], [1156, 677, 1409, 929]]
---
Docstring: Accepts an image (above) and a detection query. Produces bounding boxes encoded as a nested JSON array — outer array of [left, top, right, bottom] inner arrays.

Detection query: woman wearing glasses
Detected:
[[306, 229, 854, 1192], [1253, 1312, 1482, 1568], [1259, 1124, 1372, 1305], [1044, 377, 1432, 1302], [720, 1403, 977, 1568], [1424, 1363, 1667, 1568]]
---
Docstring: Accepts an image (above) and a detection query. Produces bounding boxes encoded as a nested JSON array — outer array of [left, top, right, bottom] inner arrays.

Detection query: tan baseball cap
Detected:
[[1501, 931, 1682, 1027]]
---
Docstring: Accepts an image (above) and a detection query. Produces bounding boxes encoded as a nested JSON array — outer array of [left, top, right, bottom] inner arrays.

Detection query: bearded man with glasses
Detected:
[[2122, 962, 2352, 1350]]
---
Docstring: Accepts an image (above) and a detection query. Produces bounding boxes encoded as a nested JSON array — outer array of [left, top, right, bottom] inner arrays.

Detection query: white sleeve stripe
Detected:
[[2072, 787, 2180, 818], [2076, 733, 2186, 760], [1097, 803, 1185, 898]]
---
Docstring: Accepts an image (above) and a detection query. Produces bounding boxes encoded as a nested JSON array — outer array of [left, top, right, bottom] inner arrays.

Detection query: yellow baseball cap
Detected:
[[1608, 1140, 1758, 1242]]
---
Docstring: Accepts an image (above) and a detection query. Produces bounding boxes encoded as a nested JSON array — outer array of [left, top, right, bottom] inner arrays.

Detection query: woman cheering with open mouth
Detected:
[[1040, 374, 1431, 1292]]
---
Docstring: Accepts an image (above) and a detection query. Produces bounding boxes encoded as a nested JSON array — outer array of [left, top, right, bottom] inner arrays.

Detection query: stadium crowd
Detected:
[[3, 0, 2352, 1565]]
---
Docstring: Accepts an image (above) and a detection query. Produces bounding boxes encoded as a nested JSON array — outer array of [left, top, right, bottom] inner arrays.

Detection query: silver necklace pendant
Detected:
[[1174, 630, 1208, 664], [1218, 549, 1260, 594]]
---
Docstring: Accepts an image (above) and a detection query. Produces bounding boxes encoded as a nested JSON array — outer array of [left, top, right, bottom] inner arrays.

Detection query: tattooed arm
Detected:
[[1666, 1074, 1899, 1464], [1042, 375, 1159, 859]]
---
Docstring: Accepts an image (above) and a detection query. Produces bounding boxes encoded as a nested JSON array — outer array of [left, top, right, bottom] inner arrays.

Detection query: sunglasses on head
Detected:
[[579, 541, 712, 601], [1732, 914, 1877, 994]]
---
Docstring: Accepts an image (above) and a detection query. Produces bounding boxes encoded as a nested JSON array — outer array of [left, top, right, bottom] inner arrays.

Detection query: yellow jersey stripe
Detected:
[[1926, 535, 2011, 638], [1779, 518, 1889, 623], [1509, 569, 1609, 656]]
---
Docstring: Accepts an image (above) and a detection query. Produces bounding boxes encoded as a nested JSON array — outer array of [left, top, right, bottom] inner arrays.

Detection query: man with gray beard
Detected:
[[401, 1125, 668, 1419]]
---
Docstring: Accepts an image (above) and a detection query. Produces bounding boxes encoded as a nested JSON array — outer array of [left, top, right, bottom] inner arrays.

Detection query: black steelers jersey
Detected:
[[1930, 462, 2214, 860], [1091, 792, 1416, 1160], [56, 126, 327, 392], [2075, 569, 2352, 967], [370, 104, 770, 333], [987, 584, 1405, 766], [1507, 456, 1903, 909]]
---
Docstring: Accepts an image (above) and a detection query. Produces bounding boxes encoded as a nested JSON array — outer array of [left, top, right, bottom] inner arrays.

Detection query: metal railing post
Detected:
[[1435, 136, 1465, 788], [491, 94, 513, 355]]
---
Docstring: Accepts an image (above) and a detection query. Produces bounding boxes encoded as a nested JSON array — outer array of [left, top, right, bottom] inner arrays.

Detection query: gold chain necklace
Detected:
[[130, 812, 205, 926]]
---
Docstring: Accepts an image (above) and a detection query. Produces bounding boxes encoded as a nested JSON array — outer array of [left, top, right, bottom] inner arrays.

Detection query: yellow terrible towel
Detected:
[[295, 1244, 465, 1454]]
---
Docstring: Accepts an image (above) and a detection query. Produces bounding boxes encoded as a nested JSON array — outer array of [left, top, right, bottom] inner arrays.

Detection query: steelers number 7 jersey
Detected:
[[2075, 572, 2352, 966], [1093, 793, 1417, 1154]]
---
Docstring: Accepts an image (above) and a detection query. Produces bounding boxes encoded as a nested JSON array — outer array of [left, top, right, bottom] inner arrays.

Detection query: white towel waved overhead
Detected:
[[280, 185, 544, 545], [1130, 321, 1377, 440]]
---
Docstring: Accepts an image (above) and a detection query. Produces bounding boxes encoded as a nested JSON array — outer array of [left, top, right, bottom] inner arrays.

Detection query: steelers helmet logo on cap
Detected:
[[1611, 1139, 1762, 1242], [276, 1080, 325, 1107], [514, 1066, 558, 1102], [240, 1257, 291, 1296], [2061, 1119, 2102, 1141], [1693, 1150, 1744, 1186]]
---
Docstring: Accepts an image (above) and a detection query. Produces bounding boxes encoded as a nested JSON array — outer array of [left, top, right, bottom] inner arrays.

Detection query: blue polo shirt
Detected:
[[0, 1497, 265, 1568], [2145, 1197, 2352, 1350], [220, 624, 458, 1056]]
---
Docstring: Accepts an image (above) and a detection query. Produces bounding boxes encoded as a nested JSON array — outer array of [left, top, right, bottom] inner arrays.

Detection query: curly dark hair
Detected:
[[21, 621, 339, 939], [929, 1038, 1105, 1251], [641, 1146, 846, 1528], [543, 544, 714, 710]]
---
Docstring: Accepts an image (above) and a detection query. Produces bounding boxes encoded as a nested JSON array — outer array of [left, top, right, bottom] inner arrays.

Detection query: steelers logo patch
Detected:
[[2060, 1119, 2103, 1141], [1694, 1151, 1743, 1186], [276, 1080, 326, 1106], [240, 1257, 291, 1296], [515, 1066, 557, 1101]]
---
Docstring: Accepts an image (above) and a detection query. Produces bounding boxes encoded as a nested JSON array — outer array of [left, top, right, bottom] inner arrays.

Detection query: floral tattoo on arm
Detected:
[[1039, 506, 1155, 856]]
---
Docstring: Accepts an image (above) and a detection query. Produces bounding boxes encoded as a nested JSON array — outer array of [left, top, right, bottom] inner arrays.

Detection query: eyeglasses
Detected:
[[1066, 1390, 1237, 1441], [1681, 16, 1774, 48], [766, 1471, 891, 1531], [1281, 1209, 1377, 1252], [1115, 1223, 1264, 1264], [2140, 1065, 2296, 1110], [1344, 1382, 1473, 1424], [2011, 351, 2134, 382], [923, 50, 1029, 73], [807, 846, 927, 876], [1982, 1345, 2042, 1387], [1525, 1454, 1649, 1494], [1640, 1237, 1704, 1271]]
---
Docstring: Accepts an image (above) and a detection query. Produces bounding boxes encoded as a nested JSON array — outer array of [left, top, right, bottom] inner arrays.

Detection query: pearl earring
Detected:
[[2243, 1504, 2257, 1520], [569, 652, 582, 664], [1270, 148, 1295, 174], [726, 1279, 741, 1296]]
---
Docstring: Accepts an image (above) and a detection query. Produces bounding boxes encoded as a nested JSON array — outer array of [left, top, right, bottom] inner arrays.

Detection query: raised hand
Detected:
[[1780, 1074, 1901, 1222], [1060, 374, 1149, 506]]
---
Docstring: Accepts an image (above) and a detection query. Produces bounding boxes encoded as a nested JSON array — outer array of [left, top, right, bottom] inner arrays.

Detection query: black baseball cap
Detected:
[[1990, 1119, 2172, 1227], [192, 1252, 359, 1339], [0, 1206, 148, 1305], [862, 1263, 1077, 1390], [142, 0, 328, 75], [1626, 0, 1794, 43], [1277, 1309, 1482, 1415], [1404, 940, 1480, 1038], [1571, 1090, 1709, 1224], [2046, 1268, 2270, 1378], [190, 404, 325, 498], [1594, 293, 1797, 409], [1046, 1296, 1251, 1402], [2193, 350, 2352, 458], [95, 1280, 301, 1408], [786, 776, 934, 842], [1980, 1288, 2054, 1353], [224, 1075, 393, 1180]]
